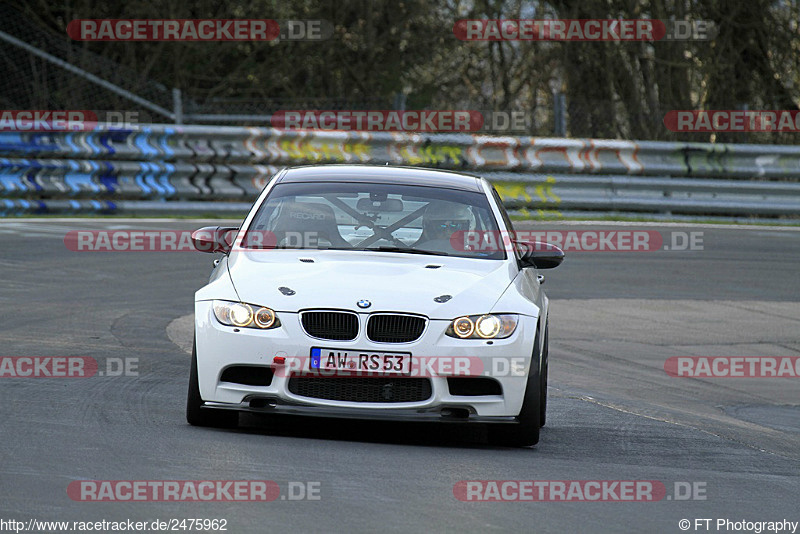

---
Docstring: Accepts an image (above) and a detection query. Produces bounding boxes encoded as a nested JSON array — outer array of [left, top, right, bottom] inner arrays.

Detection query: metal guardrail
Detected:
[[1, 124, 799, 217]]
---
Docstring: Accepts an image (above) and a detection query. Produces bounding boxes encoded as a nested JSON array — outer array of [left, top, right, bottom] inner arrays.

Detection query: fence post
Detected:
[[739, 103, 748, 144], [393, 92, 407, 112], [173, 88, 183, 125], [554, 91, 567, 137]]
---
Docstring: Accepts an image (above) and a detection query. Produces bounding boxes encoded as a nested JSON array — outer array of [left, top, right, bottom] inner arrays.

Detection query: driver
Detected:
[[415, 201, 474, 252]]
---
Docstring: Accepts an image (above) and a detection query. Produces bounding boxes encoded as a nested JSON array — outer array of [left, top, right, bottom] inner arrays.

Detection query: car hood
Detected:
[[226, 249, 514, 319]]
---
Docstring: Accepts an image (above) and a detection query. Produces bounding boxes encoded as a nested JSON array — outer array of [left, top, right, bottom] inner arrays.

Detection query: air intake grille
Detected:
[[447, 377, 502, 396], [220, 366, 273, 387], [301, 311, 359, 341], [288, 376, 432, 403], [367, 314, 426, 343]]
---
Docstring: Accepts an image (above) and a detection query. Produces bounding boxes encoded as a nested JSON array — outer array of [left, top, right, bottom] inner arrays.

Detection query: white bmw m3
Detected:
[[187, 165, 563, 446]]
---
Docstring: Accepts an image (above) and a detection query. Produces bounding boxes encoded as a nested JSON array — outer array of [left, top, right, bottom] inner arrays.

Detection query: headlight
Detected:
[[476, 315, 501, 338], [212, 300, 281, 330], [453, 316, 474, 338], [254, 307, 276, 328], [446, 314, 518, 339]]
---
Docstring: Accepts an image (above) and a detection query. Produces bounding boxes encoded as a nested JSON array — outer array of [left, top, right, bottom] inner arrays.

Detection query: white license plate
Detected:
[[310, 348, 411, 375]]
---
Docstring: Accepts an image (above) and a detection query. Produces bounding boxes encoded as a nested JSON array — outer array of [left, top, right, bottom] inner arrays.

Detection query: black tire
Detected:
[[488, 327, 541, 447], [186, 340, 238, 428], [540, 323, 549, 427]]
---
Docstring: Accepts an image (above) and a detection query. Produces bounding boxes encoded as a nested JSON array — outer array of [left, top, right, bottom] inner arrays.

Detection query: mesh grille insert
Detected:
[[301, 311, 359, 341], [288, 376, 432, 403], [367, 314, 426, 343]]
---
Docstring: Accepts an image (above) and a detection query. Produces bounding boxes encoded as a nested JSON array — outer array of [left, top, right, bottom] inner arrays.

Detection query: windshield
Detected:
[[240, 181, 506, 260]]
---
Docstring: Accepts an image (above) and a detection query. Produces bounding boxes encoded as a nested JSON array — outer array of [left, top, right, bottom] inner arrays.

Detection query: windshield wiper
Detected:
[[363, 246, 450, 256]]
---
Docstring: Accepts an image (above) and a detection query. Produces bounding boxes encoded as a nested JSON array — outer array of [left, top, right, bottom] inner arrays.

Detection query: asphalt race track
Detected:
[[1, 219, 798, 533]]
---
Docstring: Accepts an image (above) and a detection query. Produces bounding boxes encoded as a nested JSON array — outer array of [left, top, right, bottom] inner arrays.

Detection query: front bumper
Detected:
[[202, 399, 516, 423], [194, 300, 539, 420]]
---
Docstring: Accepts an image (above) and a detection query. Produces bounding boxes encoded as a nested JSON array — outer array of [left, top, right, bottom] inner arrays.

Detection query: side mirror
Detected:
[[515, 241, 564, 269], [191, 226, 238, 253]]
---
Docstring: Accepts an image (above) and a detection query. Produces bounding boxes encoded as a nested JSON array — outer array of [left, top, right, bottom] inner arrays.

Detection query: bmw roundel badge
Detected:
[[357, 299, 371, 309]]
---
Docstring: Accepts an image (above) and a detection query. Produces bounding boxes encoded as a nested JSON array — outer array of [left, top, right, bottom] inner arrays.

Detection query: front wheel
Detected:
[[186, 339, 238, 428], [488, 327, 541, 446]]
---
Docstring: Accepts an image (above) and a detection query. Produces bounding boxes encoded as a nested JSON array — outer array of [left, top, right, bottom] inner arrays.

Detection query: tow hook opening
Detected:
[[249, 398, 278, 409], [441, 407, 470, 419]]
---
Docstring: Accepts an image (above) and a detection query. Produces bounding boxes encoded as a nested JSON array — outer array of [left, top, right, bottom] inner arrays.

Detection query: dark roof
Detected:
[[277, 165, 483, 192]]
